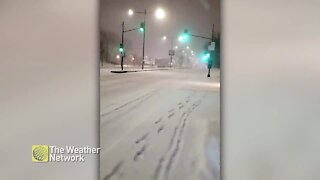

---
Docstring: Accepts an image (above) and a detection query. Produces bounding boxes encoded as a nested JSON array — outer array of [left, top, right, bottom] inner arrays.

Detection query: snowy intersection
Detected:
[[100, 68, 220, 180]]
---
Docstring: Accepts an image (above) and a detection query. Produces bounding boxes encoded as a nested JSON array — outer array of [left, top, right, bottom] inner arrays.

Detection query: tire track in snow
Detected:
[[101, 90, 156, 119], [154, 97, 203, 180], [103, 161, 124, 180]]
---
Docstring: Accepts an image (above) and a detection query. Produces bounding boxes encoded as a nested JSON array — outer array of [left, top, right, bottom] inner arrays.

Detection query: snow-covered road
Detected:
[[100, 68, 220, 180]]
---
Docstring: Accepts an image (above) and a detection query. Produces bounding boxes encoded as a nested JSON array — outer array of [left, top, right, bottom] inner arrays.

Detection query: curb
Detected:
[[110, 68, 169, 74], [110, 70, 138, 73]]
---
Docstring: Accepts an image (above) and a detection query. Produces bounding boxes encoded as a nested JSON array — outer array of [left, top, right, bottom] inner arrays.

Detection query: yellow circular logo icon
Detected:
[[32, 145, 48, 162]]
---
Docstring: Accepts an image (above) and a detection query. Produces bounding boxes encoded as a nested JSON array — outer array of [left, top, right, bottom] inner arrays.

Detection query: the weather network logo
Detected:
[[32, 145, 49, 162]]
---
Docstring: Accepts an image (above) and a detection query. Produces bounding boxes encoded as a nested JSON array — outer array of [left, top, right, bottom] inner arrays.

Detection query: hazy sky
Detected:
[[100, 0, 220, 59]]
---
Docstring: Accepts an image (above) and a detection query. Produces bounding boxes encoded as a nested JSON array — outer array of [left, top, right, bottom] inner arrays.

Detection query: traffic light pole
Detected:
[[142, 9, 146, 70], [208, 24, 214, 77], [170, 36, 173, 68], [121, 21, 124, 71], [184, 24, 215, 77], [129, 9, 147, 70], [212, 24, 215, 42], [119, 21, 140, 71]]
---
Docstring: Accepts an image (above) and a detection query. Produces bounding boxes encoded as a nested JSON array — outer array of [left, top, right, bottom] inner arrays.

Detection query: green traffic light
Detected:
[[119, 43, 124, 52], [178, 30, 190, 42], [201, 52, 210, 63], [183, 34, 188, 39], [140, 22, 145, 32], [178, 35, 186, 42]]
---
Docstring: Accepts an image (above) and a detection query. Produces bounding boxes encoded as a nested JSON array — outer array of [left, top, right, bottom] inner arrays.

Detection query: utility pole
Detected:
[[142, 9, 146, 70]]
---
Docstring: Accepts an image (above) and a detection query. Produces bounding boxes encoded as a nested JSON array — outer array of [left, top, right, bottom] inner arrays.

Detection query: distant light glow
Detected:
[[116, 55, 120, 59], [128, 9, 134, 16], [175, 46, 178, 49], [155, 8, 166, 19], [162, 36, 167, 40]]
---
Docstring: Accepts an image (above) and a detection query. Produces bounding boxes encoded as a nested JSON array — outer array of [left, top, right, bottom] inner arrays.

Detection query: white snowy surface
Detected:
[[100, 68, 220, 180]]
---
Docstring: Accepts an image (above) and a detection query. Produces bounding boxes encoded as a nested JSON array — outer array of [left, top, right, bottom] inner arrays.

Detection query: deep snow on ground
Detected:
[[100, 68, 220, 180]]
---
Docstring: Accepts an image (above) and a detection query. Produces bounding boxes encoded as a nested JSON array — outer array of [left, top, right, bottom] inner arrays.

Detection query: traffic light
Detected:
[[140, 22, 145, 32], [201, 52, 210, 63], [179, 29, 190, 42], [119, 43, 124, 53]]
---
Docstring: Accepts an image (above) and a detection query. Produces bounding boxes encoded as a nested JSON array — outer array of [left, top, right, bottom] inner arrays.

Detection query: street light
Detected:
[[155, 8, 166, 19], [116, 55, 120, 59], [127, 7, 166, 70], [128, 9, 134, 16]]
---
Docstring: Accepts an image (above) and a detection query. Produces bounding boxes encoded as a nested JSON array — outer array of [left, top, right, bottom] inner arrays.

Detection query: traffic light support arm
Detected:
[[186, 24, 215, 41], [124, 27, 140, 33], [134, 11, 145, 14], [190, 34, 212, 41]]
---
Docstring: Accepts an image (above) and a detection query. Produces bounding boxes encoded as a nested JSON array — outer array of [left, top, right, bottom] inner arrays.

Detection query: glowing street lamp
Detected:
[[128, 9, 134, 16], [128, 7, 166, 69], [155, 8, 166, 19]]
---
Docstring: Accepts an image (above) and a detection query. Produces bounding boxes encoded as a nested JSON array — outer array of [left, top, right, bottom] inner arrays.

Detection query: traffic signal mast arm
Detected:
[[190, 34, 212, 41], [124, 27, 140, 33], [181, 24, 215, 42]]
